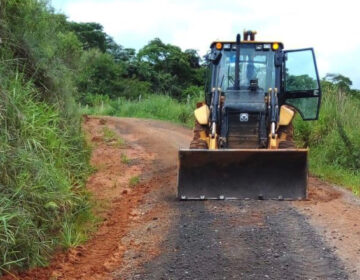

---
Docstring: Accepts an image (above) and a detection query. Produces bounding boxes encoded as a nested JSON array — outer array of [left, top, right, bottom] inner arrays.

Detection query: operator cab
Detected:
[[206, 32, 321, 122], [209, 40, 282, 92], [206, 31, 321, 148]]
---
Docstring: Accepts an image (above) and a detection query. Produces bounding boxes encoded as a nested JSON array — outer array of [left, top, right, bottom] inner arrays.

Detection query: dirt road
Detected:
[[5, 117, 360, 280]]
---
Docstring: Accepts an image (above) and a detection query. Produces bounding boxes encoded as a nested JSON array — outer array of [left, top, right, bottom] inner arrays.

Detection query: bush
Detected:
[[119, 78, 152, 100], [181, 85, 203, 102]]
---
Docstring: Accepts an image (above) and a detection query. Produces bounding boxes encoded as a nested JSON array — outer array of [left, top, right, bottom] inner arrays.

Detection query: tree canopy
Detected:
[[70, 31, 205, 100], [324, 73, 352, 92]]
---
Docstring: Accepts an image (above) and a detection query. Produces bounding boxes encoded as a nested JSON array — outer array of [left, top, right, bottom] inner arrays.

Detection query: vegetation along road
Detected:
[[3, 117, 360, 280]]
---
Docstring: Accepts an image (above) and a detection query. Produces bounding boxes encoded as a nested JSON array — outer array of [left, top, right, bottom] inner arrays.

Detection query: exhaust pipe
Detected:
[[234, 34, 241, 90]]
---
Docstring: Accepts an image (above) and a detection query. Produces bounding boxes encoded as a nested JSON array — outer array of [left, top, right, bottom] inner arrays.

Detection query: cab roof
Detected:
[[210, 41, 284, 50]]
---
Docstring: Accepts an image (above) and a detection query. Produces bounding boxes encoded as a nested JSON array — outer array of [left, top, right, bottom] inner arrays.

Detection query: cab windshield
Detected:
[[216, 44, 276, 91]]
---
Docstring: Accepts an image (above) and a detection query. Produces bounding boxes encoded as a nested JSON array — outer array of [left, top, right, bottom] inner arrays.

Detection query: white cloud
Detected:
[[52, 0, 360, 88]]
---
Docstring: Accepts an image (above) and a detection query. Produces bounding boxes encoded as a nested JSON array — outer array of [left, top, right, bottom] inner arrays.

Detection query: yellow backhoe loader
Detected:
[[178, 31, 321, 200]]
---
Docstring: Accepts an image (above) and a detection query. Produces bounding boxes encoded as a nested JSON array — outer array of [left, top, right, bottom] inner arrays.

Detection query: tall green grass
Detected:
[[294, 82, 360, 194], [0, 0, 93, 274], [0, 72, 93, 274], [81, 93, 201, 128]]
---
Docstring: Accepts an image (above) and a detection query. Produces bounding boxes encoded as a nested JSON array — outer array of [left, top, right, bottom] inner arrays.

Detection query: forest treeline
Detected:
[[69, 22, 205, 102], [1, 0, 360, 275]]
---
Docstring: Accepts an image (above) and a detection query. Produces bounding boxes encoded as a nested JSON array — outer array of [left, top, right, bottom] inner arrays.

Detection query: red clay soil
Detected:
[[2, 117, 360, 279]]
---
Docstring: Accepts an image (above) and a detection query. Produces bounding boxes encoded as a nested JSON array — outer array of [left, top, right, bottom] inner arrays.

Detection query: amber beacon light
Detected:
[[215, 42, 223, 50], [272, 42, 279, 50]]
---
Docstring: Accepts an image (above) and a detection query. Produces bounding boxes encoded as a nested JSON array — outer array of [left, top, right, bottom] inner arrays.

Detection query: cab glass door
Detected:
[[284, 48, 321, 120]]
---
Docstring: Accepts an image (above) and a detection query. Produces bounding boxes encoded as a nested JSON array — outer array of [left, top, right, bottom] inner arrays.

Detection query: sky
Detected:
[[52, 0, 360, 89]]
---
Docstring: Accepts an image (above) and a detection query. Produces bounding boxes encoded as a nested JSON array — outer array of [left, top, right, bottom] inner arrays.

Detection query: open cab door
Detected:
[[283, 48, 321, 120]]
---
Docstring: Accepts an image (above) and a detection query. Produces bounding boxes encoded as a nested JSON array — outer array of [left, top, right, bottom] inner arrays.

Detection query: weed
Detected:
[[102, 126, 126, 147], [121, 153, 130, 164], [115, 138, 126, 148], [61, 221, 86, 249], [102, 127, 117, 142], [129, 176, 140, 187]]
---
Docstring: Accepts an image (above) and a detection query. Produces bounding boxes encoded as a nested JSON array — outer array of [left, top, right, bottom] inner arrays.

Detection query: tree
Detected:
[[324, 73, 352, 92], [67, 22, 108, 52], [67, 22, 129, 62], [184, 49, 201, 68], [136, 38, 204, 99], [286, 74, 317, 91], [76, 49, 126, 98]]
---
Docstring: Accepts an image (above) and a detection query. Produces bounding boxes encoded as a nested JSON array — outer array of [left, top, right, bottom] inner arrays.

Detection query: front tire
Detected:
[[278, 123, 295, 149], [189, 121, 208, 149]]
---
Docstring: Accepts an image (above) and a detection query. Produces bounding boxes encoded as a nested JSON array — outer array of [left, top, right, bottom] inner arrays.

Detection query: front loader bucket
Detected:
[[177, 149, 308, 200]]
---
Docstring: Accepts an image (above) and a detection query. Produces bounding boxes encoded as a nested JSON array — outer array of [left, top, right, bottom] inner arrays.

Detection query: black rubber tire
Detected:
[[278, 123, 295, 149], [189, 121, 208, 149]]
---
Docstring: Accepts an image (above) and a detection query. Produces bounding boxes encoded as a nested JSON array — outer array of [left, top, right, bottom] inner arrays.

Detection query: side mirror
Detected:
[[208, 50, 222, 65]]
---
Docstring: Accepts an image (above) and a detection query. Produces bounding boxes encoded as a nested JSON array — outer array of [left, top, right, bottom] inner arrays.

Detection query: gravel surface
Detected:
[[129, 200, 348, 280]]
